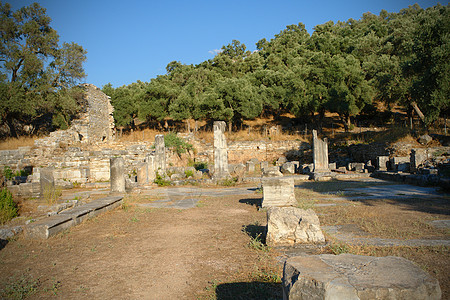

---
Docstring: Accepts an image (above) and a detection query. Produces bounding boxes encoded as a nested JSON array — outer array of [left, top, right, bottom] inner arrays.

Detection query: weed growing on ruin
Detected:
[[1, 273, 40, 299], [43, 185, 62, 205], [164, 132, 194, 156], [220, 177, 238, 186], [184, 169, 194, 178], [154, 173, 171, 186], [0, 188, 18, 224], [44, 278, 61, 296], [327, 241, 350, 254], [247, 233, 270, 252]]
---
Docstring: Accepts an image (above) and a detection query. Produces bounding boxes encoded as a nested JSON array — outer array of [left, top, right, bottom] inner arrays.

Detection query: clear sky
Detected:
[[9, 0, 446, 88]]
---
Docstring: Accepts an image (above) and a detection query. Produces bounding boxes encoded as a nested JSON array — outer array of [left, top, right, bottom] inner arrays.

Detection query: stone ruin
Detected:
[[212, 121, 230, 180], [34, 84, 115, 148]]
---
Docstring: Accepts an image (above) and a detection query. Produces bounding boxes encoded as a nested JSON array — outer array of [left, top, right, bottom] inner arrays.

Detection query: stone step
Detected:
[[25, 196, 123, 239]]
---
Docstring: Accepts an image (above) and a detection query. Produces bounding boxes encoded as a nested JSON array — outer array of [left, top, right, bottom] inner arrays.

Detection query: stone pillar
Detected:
[[154, 134, 166, 175], [110, 157, 125, 193], [146, 155, 156, 183], [40, 167, 55, 197], [376, 156, 389, 171], [262, 177, 296, 208], [312, 130, 329, 173], [136, 162, 148, 185], [213, 121, 230, 179]]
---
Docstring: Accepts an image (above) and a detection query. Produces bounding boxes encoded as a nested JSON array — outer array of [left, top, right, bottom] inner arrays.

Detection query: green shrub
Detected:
[[154, 173, 171, 187], [0, 188, 18, 224], [184, 169, 194, 178], [3, 166, 14, 180], [193, 162, 208, 170], [220, 177, 238, 186], [164, 133, 194, 156]]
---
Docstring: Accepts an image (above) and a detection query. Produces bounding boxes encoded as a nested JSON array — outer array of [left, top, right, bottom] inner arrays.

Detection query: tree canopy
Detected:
[[0, 1, 87, 136], [103, 3, 448, 132]]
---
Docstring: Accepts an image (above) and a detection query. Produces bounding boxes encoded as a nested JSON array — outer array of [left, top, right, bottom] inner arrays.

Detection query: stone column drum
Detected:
[[110, 157, 125, 193]]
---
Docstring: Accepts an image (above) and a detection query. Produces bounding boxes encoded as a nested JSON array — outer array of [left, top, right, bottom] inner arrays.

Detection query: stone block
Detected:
[[418, 134, 433, 145], [328, 162, 337, 170], [146, 155, 156, 182], [262, 177, 296, 207], [260, 161, 269, 171], [410, 148, 430, 173], [276, 156, 288, 166], [390, 156, 410, 172], [267, 207, 325, 246], [246, 161, 256, 173], [136, 162, 148, 185], [262, 166, 282, 177], [281, 162, 295, 174], [283, 254, 441, 300]]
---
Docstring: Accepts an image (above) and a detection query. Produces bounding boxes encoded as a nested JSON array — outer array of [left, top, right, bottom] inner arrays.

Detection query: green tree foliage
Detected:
[[106, 3, 448, 131], [0, 2, 87, 136]]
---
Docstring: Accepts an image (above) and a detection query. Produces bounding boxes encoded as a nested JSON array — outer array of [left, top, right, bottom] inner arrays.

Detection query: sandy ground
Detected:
[[0, 190, 282, 299]]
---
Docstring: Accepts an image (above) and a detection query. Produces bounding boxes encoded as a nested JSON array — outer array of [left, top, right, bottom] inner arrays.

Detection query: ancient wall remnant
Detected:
[[34, 84, 115, 147]]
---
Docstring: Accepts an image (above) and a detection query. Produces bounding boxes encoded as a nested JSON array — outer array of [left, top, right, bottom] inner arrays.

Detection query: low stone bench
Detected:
[[25, 196, 123, 239], [283, 254, 441, 300]]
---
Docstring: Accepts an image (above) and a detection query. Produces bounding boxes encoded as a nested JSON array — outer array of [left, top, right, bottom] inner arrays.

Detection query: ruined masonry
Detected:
[[213, 121, 230, 180], [261, 177, 296, 208]]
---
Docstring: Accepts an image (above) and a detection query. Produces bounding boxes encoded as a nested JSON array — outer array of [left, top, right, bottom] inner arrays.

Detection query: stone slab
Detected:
[[25, 196, 123, 239], [283, 254, 441, 300], [262, 177, 296, 208]]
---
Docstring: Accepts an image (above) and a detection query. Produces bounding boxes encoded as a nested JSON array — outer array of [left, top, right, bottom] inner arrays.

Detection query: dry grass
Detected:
[[0, 136, 36, 150]]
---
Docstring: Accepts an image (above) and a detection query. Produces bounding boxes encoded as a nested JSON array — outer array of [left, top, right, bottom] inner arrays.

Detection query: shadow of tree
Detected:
[[215, 281, 282, 300]]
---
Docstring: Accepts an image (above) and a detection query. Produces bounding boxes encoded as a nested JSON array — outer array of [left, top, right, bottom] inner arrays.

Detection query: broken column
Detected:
[[110, 157, 125, 193], [154, 134, 166, 175], [376, 156, 389, 171], [213, 121, 230, 180], [262, 177, 296, 208], [146, 155, 156, 183], [312, 130, 331, 180]]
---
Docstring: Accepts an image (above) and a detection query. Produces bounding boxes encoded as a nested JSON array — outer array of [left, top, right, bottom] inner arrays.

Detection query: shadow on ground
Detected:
[[239, 197, 262, 207], [296, 180, 450, 217], [215, 281, 282, 300], [0, 239, 8, 251], [242, 223, 267, 242]]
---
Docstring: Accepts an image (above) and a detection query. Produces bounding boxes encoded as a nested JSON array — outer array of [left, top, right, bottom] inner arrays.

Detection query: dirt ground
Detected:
[[0, 189, 282, 299]]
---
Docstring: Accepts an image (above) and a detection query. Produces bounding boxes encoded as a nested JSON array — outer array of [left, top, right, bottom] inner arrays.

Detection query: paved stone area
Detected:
[[136, 186, 257, 209]]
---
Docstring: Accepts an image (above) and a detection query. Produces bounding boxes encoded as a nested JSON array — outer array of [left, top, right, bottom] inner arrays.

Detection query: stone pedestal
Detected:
[[110, 157, 125, 193], [155, 135, 166, 175], [262, 177, 296, 208], [410, 148, 429, 173], [213, 121, 230, 180]]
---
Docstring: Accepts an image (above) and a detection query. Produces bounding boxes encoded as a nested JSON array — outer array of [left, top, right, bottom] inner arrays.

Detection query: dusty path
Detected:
[[0, 187, 282, 299]]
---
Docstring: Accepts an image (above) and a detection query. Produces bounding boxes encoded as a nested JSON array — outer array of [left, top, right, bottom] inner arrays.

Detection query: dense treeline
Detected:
[[105, 4, 449, 132], [0, 2, 87, 137]]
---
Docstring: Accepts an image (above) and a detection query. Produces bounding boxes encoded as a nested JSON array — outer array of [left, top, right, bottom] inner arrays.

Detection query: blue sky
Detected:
[[10, 0, 446, 88]]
